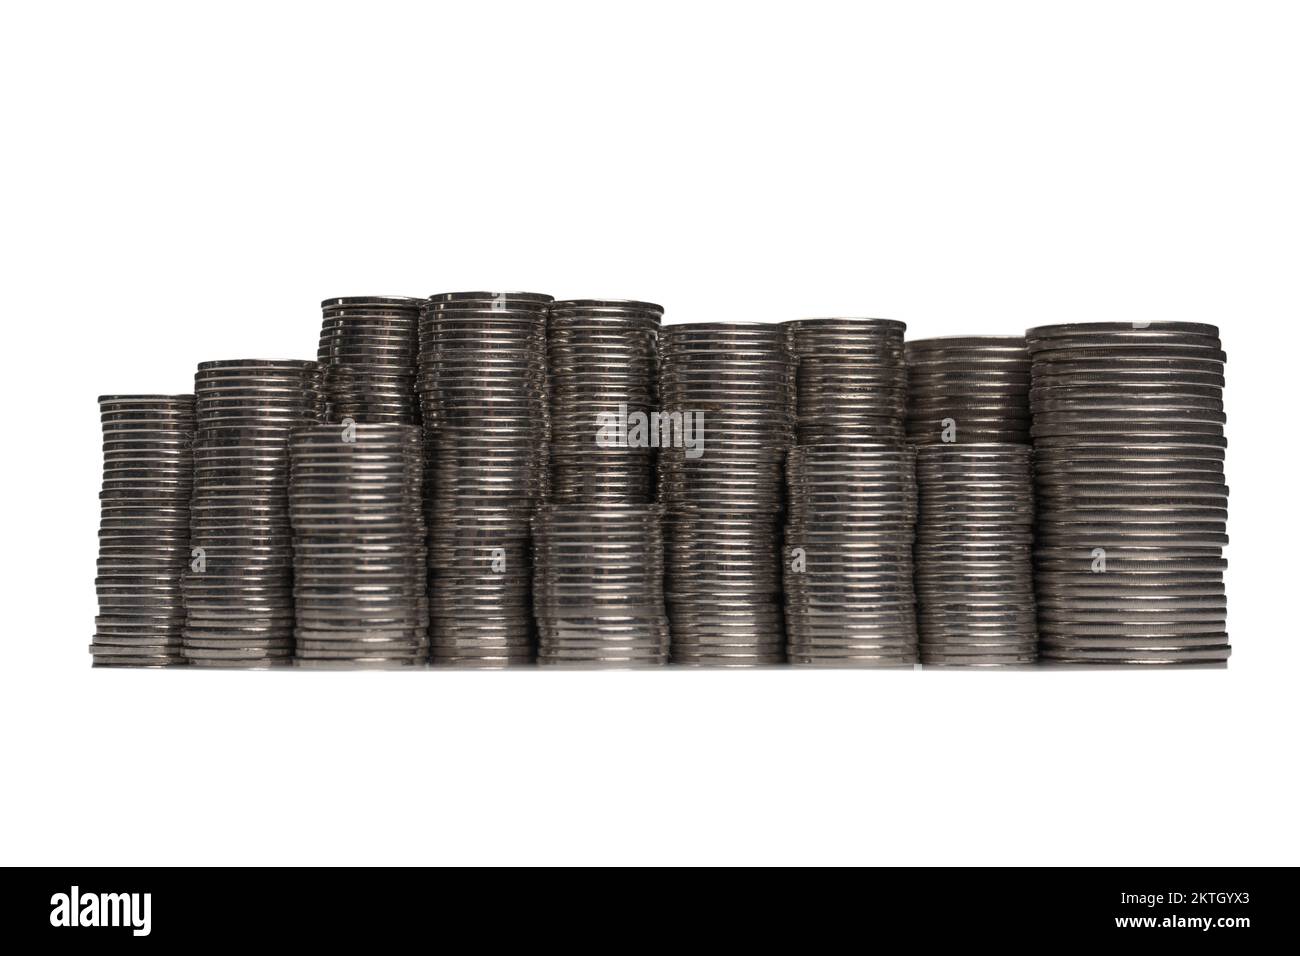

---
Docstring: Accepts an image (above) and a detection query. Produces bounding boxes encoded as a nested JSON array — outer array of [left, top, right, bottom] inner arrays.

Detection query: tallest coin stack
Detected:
[[420, 292, 552, 665], [534, 300, 671, 665], [1027, 322, 1229, 664]]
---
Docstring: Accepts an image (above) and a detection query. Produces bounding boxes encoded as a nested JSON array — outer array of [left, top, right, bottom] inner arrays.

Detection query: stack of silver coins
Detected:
[[905, 336, 1031, 444], [533, 504, 670, 666], [419, 292, 552, 666], [93, 395, 196, 667], [1028, 322, 1229, 664], [289, 423, 428, 667], [183, 359, 323, 667], [318, 296, 423, 424], [548, 299, 662, 502], [914, 445, 1037, 665], [786, 318, 908, 443], [785, 444, 919, 665], [658, 323, 794, 665], [905, 335, 1037, 665]]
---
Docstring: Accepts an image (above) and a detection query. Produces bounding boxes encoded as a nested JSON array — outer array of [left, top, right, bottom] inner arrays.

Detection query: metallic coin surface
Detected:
[[1026, 322, 1229, 664], [913, 443, 1037, 665], [93, 396, 195, 667], [182, 360, 322, 665], [785, 443, 918, 665], [658, 323, 794, 664], [906, 336, 1031, 446], [418, 292, 555, 665], [533, 504, 670, 666]]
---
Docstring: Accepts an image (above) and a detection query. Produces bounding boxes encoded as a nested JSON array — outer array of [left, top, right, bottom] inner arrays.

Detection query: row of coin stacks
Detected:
[[783, 320, 918, 665], [92, 305, 1229, 669], [534, 301, 672, 665], [905, 337, 1039, 666], [658, 324, 793, 665]]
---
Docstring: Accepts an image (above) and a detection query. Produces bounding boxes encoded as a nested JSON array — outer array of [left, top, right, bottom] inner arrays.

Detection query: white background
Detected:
[[1, 1, 1297, 865]]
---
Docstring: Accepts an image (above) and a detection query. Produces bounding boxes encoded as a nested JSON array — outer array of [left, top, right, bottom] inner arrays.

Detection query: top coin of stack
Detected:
[[1027, 322, 1229, 665], [905, 336, 1031, 445], [658, 323, 795, 665], [548, 299, 663, 503], [785, 318, 908, 444], [183, 359, 323, 667], [93, 394, 196, 667], [318, 296, 424, 425], [419, 292, 553, 665]]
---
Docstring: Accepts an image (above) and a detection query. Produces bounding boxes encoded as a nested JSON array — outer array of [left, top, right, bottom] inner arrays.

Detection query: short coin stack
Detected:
[[533, 504, 670, 666], [419, 292, 552, 666], [914, 445, 1037, 665], [905, 335, 1037, 665], [658, 323, 794, 665], [786, 318, 908, 443], [548, 300, 662, 502], [183, 359, 323, 666], [905, 336, 1031, 445], [1027, 322, 1229, 664], [318, 296, 423, 424], [785, 444, 919, 665], [289, 423, 428, 666], [93, 395, 196, 667]]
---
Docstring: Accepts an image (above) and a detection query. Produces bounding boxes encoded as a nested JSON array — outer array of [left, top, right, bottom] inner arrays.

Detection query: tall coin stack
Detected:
[[906, 336, 1037, 665], [784, 444, 919, 665], [183, 359, 323, 667], [318, 296, 423, 424], [914, 445, 1037, 665], [1027, 322, 1229, 664], [289, 423, 428, 667], [548, 300, 662, 502], [419, 292, 552, 666], [782, 319, 915, 665], [533, 504, 671, 666], [658, 323, 794, 665], [786, 318, 908, 443], [93, 395, 195, 667]]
